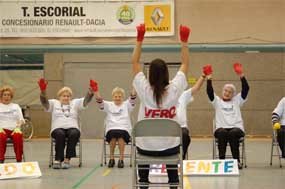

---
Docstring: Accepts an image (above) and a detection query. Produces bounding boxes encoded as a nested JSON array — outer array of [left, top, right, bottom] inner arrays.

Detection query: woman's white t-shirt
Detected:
[[133, 71, 187, 151], [0, 103, 24, 130], [46, 98, 85, 133], [273, 97, 285, 125], [212, 93, 246, 131], [99, 99, 135, 136], [177, 88, 193, 128]]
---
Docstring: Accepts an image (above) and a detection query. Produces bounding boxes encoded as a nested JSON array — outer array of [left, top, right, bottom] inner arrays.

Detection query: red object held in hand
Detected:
[[89, 79, 98, 92], [179, 25, 191, 42], [203, 64, 213, 76], [136, 24, 145, 42], [38, 78, 48, 91], [233, 62, 243, 75]]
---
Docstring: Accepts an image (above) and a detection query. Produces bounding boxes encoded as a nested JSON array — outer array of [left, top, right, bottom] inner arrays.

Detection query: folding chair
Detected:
[[49, 137, 82, 168], [270, 130, 282, 168], [132, 119, 183, 189], [49, 118, 83, 168], [5, 138, 26, 162], [100, 123, 133, 167], [212, 120, 247, 168]]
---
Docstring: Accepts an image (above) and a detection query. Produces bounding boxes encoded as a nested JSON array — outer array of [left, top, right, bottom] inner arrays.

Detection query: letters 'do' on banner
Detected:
[[0, 162, 42, 180], [0, 0, 174, 37]]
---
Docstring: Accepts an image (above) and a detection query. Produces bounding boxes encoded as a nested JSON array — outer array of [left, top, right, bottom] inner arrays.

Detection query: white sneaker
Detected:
[[62, 162, 71, 169], [53, 161, 61, 169]]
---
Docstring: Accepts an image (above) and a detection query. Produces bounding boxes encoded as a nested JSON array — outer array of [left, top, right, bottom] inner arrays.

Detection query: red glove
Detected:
[[180, 25, 191, 42], [203, 64, 213, 76], [136, 23, 145, 42], [233, 62, 243, 75], [89, 79, 98, 92], [38, 78, 48, 92]]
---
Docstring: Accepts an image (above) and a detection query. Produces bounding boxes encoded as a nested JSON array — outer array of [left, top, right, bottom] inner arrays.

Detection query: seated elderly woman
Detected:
[[205, 63, 249, 169], [38, 79, 97, 169], [0, 85, 25, 163], [94, 86, 136, 168]]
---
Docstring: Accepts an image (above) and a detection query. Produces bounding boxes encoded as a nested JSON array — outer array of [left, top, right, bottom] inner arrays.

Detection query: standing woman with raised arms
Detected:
[[132, 23, 191, 188]]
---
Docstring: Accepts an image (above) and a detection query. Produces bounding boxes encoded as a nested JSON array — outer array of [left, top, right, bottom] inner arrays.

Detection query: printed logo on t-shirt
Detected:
[[144, 106, 176, 118], [0, 109, 18, 119], [221, 104, 234, 115], [111, 109, 123, 116]]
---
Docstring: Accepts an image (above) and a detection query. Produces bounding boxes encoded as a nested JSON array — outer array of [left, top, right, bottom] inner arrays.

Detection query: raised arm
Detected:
[[83, 79, 97, 107], [179, 25, 191, 75], [233, 63, 249, 100], [202, 64, 214, 101], [38, 78, 50, 110], [191, 66, 210, 95], [132, 24, 145, 76], [129, 87, 137, 107], [90, 81, 104, 110]]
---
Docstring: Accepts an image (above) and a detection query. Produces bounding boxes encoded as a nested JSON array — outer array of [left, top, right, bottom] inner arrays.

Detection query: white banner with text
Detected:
[[149, 159, 239, 176], [0, 0, 174, 37]]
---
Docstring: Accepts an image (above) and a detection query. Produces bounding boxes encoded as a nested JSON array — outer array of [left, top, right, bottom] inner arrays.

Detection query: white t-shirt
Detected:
[[177, 88, 193, 128], [273, 97, 285, 125], [99, 99, 135, 135], [133, 71, 187, 151], [46, 98, 85, 133], [0, 103, 25, 131], [211, 93, 246, 131]]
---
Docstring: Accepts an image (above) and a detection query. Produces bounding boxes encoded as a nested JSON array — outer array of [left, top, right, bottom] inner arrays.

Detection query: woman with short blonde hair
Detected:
[[95, 86, 136, 168], [0, 85, 25, 163], [38, 79, 98, 169]]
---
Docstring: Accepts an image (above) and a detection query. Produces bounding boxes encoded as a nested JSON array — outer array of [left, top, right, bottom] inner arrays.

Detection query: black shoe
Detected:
[[108, 159, 115, 168], [117, 159, 124, 168], [139, 181, 149, 189], [238, 162, 243, 169], [169, 181, 179, 189]]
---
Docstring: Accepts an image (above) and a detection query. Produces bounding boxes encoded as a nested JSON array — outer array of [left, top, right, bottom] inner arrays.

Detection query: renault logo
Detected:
[[151, 8, 164, 26]]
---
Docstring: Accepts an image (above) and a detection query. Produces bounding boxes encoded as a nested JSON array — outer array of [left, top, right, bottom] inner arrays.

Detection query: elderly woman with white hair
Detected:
[[205, 63, 249, 169], [38, 78, 98, 169], [94, 86, 136, 168]]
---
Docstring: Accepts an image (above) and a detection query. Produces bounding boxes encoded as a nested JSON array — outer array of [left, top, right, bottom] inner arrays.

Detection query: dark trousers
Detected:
[[277, 126, 285, 157], [182, 128, 191, 160], [214, 127, 244, 161], [51, 128, 80, 162], [137, 146, 180, 186]]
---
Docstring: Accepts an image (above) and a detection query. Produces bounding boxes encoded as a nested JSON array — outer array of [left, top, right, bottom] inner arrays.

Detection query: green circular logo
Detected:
[[117, 5, 135, 25]]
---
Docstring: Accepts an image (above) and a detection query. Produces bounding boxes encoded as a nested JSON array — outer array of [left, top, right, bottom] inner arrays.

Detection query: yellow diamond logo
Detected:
[[151, 8, 164, 26]]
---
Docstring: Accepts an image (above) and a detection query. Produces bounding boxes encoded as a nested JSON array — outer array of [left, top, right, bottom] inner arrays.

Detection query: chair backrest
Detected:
[[133, 119, 181, 138]]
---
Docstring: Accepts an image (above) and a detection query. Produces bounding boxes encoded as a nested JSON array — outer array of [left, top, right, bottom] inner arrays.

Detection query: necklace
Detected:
[[61, 104, 71, 117]]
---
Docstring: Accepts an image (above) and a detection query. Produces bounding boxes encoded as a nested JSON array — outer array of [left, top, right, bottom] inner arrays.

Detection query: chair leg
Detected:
[[22, 152, 26, 162], [132, 150, 136, 189], [100, 139, 104, 166], [213, 138, 218, 159], [130, 142, 133, 167], [270, 137, 274, 166], [212, 139, 216, 159], [242, 140, 247, 168], [180, 160, 184, 189], [276, 142, 282, 168], [49, 139, 53, 168], [79, 140, 82, 167]]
